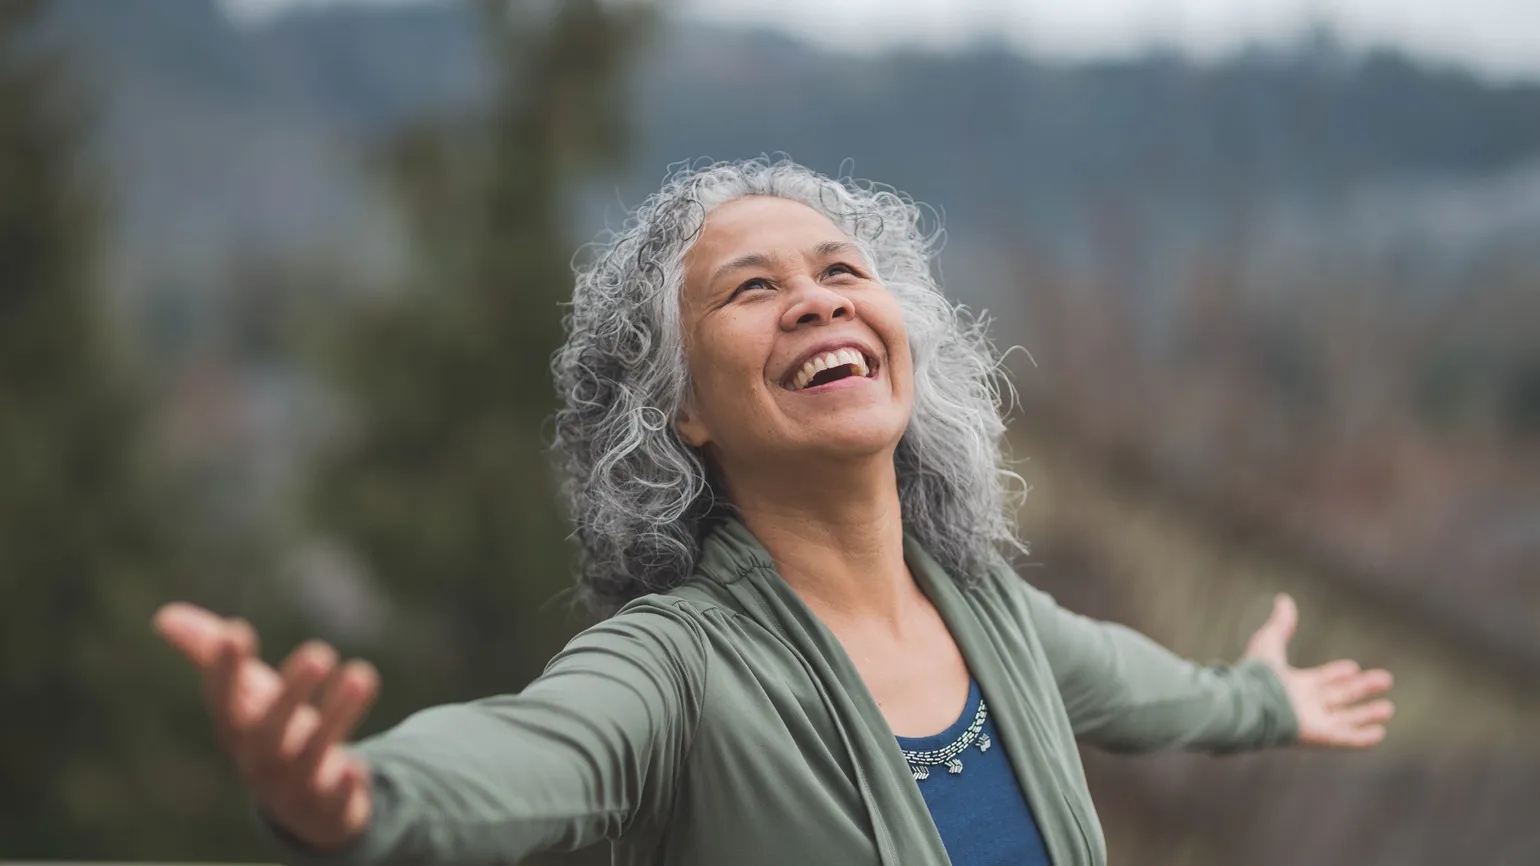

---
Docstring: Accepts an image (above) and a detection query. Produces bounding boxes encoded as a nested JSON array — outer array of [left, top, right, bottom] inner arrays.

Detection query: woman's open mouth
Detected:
[[787, 347, 878, 392]]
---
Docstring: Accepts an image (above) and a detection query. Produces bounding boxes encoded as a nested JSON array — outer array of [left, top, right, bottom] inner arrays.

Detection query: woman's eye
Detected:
[[731, 278, 770, 298], [825, 262, 860, 278]]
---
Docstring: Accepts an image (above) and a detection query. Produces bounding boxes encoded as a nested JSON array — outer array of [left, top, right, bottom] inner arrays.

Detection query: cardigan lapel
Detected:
[[904, 538, 1097, 865], [700, 520, 952, 866]]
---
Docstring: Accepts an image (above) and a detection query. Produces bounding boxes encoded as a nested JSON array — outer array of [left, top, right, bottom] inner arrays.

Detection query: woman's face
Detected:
[[676, 195, 914, 475]]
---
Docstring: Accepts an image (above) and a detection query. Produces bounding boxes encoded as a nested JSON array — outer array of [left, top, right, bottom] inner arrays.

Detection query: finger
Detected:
[[1339, 698, 1396, 728], [229, 617, 260, 659], [154, 603, 230, 668], [1245, 593, 1298, 664], [249, 642, 337, 777], [316, 758, 360, 814], [313, 748, 361, 805], [205, 619, 269, 743], [1307, 659, 1361, 684], [204, 633, 247, 742], [295, 660, 380, 785], [317, 756, 371, 829], [1322, 669, 1394, 709]]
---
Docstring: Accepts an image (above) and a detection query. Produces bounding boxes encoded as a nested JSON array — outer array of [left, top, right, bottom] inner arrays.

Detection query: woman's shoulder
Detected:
[[617, 571, 734, 615], [580, 575, 746, 655], [571, 580, 805, 706], [535, 591, 722, 692]]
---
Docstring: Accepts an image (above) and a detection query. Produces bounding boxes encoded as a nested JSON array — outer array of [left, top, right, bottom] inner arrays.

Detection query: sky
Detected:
[[221, 0, 1540, 82]]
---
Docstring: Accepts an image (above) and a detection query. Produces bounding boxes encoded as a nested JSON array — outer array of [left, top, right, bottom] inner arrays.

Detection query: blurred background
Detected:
[[2, 0, 1538, 862]]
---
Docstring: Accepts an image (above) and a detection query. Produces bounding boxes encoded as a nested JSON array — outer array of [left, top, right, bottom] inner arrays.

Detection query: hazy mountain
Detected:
[[39, 0, 1540, 304]]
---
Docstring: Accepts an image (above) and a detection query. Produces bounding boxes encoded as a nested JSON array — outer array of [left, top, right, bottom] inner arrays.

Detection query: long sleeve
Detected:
[[1018, 580, 1297, 754], [259, 601, 709, 866]]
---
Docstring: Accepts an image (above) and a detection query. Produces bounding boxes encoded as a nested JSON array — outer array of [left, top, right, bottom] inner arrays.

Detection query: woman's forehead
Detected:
[[685, 196, 850, 279]]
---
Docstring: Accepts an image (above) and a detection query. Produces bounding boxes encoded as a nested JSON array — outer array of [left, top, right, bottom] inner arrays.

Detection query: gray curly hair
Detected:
[[551, 157, 1024, 617]]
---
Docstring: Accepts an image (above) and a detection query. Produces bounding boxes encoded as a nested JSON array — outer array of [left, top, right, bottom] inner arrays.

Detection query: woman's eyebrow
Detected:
[[813, 240, 861, 259], [710, 252, 775, 287]]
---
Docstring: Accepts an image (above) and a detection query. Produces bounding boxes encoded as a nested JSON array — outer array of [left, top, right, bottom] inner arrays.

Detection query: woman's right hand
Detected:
[[154, 602, 381, 851]]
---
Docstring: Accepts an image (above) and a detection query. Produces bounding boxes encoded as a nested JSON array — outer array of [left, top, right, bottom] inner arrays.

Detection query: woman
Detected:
[[155, 158, 1395, 865]]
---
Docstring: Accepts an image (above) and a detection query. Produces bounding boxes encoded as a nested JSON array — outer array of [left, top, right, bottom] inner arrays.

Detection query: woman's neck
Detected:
[[726, 455, 917, 629]]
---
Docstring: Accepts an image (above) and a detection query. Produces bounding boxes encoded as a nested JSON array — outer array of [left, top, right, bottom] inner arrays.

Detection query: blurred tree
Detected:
[[0, 0, 282, 856], [308, 1, 651, 862]]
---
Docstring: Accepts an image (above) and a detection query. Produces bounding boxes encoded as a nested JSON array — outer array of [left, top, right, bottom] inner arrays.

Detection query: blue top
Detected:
[[895, 679, 1053, 865]]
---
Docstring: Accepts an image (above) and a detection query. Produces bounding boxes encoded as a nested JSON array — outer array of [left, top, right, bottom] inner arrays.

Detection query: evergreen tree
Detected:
[[310, 8, 649, 863], [0, 0, 267, 856]]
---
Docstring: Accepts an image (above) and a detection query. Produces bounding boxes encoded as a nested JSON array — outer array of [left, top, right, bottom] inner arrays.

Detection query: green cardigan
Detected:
[[263, 518, 1296, 866]]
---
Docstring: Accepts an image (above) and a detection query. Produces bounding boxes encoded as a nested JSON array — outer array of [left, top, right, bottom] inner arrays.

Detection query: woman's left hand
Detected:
[[1242, 593, 1395, 748]]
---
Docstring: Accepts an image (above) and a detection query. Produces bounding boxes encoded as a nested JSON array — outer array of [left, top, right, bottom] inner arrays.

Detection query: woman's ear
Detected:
[[676, 406, 710, 449]]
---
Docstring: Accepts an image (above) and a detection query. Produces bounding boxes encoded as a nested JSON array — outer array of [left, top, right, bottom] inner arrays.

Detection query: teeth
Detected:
[[791, 347, 873, 390]]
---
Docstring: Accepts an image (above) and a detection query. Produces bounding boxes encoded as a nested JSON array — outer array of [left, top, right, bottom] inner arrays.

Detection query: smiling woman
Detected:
[[553, 162, 1017, 619], [154, 157, 1396, 866]]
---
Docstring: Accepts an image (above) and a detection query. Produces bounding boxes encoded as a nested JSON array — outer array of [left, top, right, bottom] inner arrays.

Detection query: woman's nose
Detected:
[[780, 279, 856, 331]]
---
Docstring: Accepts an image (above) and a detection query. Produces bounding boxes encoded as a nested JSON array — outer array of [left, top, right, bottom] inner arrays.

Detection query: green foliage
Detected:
[[309, 0, 650, 813], [0, 0, 272, 856]]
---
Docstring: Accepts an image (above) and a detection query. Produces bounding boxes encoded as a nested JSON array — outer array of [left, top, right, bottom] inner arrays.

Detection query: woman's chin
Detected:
[[790, 420, 907, 462]]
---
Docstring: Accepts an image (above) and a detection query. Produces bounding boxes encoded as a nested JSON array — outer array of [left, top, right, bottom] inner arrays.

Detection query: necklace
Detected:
[[899, 697, 992, 781]]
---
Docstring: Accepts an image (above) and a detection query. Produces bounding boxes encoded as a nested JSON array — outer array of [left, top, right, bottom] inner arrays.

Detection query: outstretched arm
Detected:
[[1020, 584, 1392, 754], [156, 600, 707, 866]]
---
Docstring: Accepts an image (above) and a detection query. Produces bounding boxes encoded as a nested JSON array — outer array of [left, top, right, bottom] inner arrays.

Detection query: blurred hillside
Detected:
[[36, 0, 1538, 636], [41, 0, 1540, 304]]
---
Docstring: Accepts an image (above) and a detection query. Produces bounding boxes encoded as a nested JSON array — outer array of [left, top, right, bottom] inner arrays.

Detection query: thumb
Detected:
[[1245, 593, 1297, 667], [154, 602, 230, 669]]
